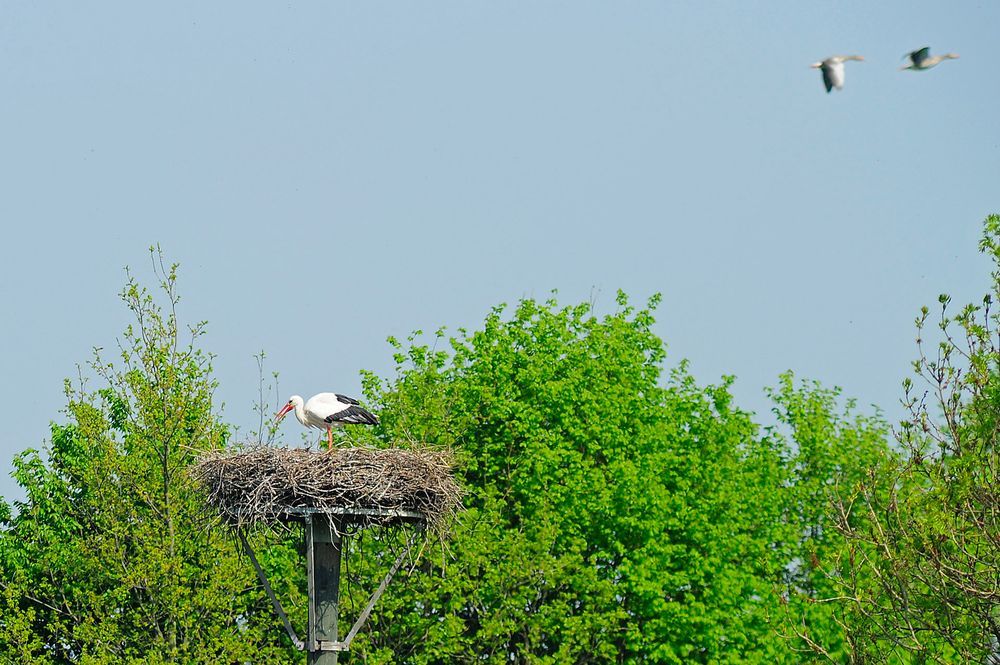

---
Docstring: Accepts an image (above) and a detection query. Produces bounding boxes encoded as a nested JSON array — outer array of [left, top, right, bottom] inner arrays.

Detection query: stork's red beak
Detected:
[[276, 403, 294, 421]]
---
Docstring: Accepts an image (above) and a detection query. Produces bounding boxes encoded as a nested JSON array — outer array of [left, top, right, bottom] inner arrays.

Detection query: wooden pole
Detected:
[[306, 515, 343, 665]]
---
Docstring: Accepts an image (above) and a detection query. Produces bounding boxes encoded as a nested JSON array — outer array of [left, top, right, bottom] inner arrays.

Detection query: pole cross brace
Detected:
[[330, 526, 423, 652], [237, 529, 305, 651], [238, 521, 424, 655]]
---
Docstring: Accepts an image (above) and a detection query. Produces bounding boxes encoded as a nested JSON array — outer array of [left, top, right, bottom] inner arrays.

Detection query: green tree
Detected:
[[766, 374, 899, 663], [348, 292, 796, 663], [0, 253, 929, 664], [0, 254, 299, 664], [814, 214, 1000, 664]]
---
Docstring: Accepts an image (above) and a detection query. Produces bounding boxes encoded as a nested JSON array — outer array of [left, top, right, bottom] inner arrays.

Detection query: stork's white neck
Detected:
[[290, 395, 307, 427]]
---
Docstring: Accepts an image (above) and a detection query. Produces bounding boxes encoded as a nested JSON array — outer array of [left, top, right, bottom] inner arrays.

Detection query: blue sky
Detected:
[[1, 2, 997, 503]]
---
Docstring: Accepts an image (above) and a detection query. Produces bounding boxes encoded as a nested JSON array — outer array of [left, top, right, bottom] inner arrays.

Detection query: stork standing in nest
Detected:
[[901, 47, 959, 71], [276, 393, 379, 450]]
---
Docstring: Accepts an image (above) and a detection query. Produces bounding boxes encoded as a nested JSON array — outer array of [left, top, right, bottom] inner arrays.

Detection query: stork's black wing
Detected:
[[821, 66, 834, 92], [325, 404, 379, 426], [909, 47, 930, 67]]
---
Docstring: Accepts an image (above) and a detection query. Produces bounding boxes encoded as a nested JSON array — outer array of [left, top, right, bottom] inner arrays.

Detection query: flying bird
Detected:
[[901, 47, 959, 71], [811, 55, 864, 93], [276, 393, 379, 450]]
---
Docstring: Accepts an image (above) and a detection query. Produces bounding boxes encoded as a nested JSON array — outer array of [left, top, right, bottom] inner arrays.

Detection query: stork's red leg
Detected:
[[327, 428, 333, 451]]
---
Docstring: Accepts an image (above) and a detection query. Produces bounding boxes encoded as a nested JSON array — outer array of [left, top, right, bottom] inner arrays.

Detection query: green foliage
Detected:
[[352, 291, 878, 663], [0, 252, 299, 663], [766, 373, 899, 663], [0, 254, 913, 663], [819, 215, 1000, 664]]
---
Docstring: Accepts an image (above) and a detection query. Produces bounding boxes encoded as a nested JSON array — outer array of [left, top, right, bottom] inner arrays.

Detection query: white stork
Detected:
[[276, 393, 379, 450], [810, 55, 864, 93], [901, 47, 959, 71]]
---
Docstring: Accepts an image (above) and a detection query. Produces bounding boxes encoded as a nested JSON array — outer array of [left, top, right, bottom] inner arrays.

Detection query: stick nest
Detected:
[[192, 446, 462, 531]]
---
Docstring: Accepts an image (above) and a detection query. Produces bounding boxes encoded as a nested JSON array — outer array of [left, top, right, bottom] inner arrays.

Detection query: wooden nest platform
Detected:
[[192, 446, 462, 531]]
